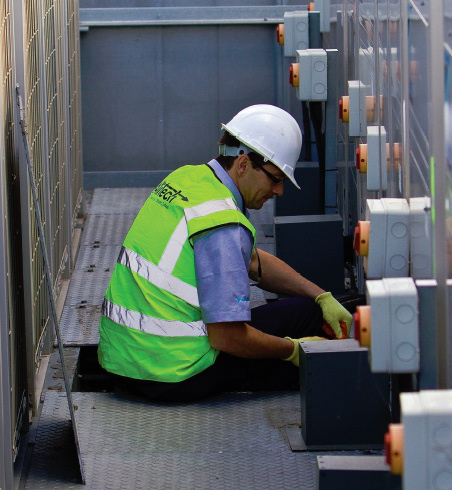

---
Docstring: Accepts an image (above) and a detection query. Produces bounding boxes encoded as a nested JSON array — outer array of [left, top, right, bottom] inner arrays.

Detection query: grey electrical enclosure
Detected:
[[317, 455, 402, 490], [274, 163, 320, 216], [274, 214, 345, 295], [299, 339, 391, 450]]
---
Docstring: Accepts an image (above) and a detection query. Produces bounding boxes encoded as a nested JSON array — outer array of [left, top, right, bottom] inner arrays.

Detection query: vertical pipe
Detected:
[[325, 49, 339, 214], [68, 0, 83, 230], [342, 1, 350, 227], [276, 0, 288, 112], [401, 0, 410, 199], [429, 0, 448, 388], [61, 0, 73, 279], [73, 0, 84, 212], [352, 0, 366, 293], [374, 0, 383, 197]]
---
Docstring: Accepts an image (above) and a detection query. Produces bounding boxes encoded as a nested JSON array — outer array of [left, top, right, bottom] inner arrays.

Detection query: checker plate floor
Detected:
[[88, 188, 151, 215], [57, 305, 101, 346], [26, 390, 352, 489]]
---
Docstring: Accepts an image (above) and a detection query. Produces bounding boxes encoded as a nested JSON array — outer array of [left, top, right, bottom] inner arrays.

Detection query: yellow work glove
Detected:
[[283, 336, 327, 367], [315, 292, 353, 339]]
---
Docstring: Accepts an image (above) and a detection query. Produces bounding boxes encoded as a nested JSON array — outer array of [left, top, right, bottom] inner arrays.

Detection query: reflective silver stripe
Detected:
[[103, 299, 207, 337], [158, 217, 188, 273], [119, 247, 200, 307], [184, 197, 239, 221], [158, 197, 239, 273]]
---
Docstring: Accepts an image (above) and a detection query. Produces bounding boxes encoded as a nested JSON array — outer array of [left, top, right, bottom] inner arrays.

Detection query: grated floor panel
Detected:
[[88, 187, 151, 215], [64, 270, 113, 308], [26, 391, 331, 489], [81, 214, 137, 246], [73, 245, 121, 271], [57, 305, 101, 346]]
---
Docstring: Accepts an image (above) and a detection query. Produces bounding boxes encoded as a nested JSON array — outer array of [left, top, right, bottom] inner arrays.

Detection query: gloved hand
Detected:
[[321, 320, 348, 340], [315, 292, 353, 339], [283, 336, 328, 367]]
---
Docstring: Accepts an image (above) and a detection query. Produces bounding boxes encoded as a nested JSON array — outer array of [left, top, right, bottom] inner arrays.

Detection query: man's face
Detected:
[[241, 159, 286, 210]]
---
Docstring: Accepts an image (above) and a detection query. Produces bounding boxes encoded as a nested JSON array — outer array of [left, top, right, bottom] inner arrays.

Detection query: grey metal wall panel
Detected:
[[80, 24, 286, 177], [0, 3, 16, 483], [1, 0, 29, 469], [79, 1, 307, 8]]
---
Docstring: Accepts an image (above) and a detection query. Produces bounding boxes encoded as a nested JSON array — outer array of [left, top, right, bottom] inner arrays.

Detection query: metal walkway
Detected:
[[24, 188, 364, 489]]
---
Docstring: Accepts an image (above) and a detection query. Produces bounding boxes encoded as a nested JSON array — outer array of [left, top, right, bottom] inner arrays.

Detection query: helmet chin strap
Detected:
[[219, 143, 269, 162]]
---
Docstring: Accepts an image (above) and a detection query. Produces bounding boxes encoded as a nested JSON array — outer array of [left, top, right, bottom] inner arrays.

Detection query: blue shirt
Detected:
[[193, 160, 254, 323]]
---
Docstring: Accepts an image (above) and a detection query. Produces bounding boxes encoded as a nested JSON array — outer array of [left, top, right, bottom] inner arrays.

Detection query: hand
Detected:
[[321, 320, 348, 339], [315, 292, 353, 339], [283, 336, 328, 367]]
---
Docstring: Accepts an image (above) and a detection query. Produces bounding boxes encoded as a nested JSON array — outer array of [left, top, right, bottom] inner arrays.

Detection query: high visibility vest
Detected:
[[98, 164, 256, 382]]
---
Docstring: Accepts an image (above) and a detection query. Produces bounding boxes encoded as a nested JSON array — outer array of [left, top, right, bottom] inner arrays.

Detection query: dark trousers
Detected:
[[110, 296, 324, 402]]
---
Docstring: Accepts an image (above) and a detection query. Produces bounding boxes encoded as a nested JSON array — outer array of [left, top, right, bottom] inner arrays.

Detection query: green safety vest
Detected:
[[98, 164, 256, 382]]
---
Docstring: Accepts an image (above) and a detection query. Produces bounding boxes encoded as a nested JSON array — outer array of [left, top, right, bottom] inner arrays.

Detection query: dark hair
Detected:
[[216, 132, 266, 170]]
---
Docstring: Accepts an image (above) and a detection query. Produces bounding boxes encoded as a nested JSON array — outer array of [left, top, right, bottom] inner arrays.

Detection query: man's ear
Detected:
[[236, 153, 250, 176]]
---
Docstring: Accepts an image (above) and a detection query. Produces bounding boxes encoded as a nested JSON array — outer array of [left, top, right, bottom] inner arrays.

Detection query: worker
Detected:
[[98, 104, 353, 402]]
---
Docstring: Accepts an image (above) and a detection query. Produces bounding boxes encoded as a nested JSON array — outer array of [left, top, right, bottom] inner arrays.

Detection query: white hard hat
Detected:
[[221, 104, 302, 189]]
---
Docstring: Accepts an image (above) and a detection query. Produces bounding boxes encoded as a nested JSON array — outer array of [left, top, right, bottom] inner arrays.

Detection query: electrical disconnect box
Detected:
[[364, 278, 419, 374], [348, 80, 370, 137], [354, 198, 410, 279], [409, 197, 433, 279], [290, 48, 327, 101], [278, 11, 309, 57], [356, 141, 389, 172], [357, 141, 399, 185], [359, 47, 376, 87], [339, 81, 382, 137], [366, 126, 388, 191], [313, 0, 331, 33], [386, 391, 452, 490]]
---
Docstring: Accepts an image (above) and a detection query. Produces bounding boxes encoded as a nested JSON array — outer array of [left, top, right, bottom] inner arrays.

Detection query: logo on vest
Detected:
[[152, 181, 189, 205]]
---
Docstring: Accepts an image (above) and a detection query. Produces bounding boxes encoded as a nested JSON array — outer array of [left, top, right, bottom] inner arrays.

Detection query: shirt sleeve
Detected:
[[193, 224, 254, 324]]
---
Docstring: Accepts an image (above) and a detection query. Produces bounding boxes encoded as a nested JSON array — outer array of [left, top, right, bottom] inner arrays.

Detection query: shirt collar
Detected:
[[206, 159, 246, 215]]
